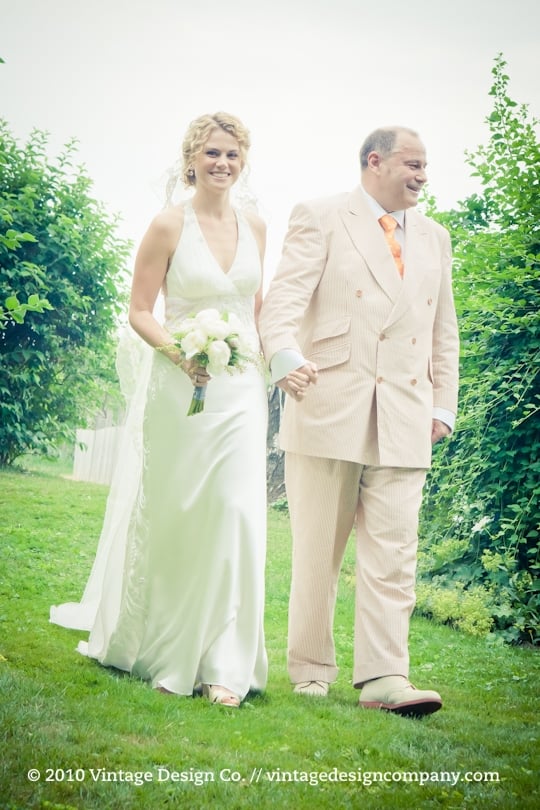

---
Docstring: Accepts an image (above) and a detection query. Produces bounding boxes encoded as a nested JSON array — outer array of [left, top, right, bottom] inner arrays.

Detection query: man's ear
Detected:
[[367, 151, 382, 172]]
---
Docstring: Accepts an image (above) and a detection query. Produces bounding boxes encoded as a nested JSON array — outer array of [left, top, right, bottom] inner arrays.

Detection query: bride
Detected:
[[51, 112, 268, 708]]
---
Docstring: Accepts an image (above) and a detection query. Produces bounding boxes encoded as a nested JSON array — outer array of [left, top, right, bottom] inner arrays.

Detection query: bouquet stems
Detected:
[[187, 384, 207, 415]]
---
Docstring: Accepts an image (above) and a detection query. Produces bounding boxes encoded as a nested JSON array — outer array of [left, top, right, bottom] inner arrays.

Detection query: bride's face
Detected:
[[192, 129, 243, 192]]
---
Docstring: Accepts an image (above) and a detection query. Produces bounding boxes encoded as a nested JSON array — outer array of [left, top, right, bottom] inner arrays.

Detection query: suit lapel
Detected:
[[339, 189, 435, 328], [339, 187, 403, 304], [385, 209, 432, 326], [403, 208, 430, 286]]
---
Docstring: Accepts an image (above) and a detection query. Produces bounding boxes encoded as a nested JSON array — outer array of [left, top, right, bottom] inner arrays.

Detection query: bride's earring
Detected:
[[188, 168, 195, 180]]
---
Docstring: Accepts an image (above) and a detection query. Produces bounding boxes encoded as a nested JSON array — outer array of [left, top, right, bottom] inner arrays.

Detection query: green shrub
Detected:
[[0, 123, 130, 466], [418, 55, 540, 644]]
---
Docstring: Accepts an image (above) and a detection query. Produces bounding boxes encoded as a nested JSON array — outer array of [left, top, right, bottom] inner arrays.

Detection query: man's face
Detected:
[[371, 133, 428, 211]]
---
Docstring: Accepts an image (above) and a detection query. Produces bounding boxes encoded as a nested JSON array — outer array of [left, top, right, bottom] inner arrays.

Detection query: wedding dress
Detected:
[[51, 201, 268, 698]]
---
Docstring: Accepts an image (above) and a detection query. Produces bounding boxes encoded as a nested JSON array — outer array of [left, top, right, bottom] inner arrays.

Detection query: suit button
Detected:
[[411, 337, 417, 345], [377, 376, 383, 384], [427, 297, 433, 305], [379, 333, 386, 341], [410, 378, 418, 386], [355, 289, 363, 297]]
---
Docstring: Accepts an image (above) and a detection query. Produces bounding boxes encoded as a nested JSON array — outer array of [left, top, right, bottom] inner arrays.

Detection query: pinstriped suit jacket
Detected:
[[259, 186, 459, 468]]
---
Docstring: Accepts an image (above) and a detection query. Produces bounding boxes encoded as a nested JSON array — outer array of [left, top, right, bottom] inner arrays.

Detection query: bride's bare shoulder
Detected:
[[243, 208, 266, 255], [243, 208, 266, 236], [151, 203, 186, 234], [145, 204, 187, 251]]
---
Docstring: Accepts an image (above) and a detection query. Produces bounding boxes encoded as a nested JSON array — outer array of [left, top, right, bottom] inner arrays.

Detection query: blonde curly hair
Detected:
[[181, 112, 251, 187]]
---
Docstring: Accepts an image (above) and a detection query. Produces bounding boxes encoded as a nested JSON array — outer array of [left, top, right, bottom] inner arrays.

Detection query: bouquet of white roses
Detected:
[[170, 308, 252, 415]]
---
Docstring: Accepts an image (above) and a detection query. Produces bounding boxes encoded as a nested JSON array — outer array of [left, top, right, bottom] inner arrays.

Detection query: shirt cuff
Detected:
[[433, 407, 456, 432], [270, 349, 307, 384]]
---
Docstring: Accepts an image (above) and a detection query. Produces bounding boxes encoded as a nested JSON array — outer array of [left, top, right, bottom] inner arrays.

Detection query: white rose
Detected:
[[207, 318, 231, 340], [206, 340, 231, 375], [181, 328, 207, 359], [196, 310, 231, 340], [195, 308, 221, 327]]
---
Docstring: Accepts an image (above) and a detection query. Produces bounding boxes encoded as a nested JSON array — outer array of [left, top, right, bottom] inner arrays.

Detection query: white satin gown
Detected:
[[51, 202, 268, 698]]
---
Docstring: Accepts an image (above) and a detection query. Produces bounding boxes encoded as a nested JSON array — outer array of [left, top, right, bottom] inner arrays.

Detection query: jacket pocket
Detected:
[[307, 316, 351, 370], [308, 343, 351, 370], [311, 316, 351, 343]]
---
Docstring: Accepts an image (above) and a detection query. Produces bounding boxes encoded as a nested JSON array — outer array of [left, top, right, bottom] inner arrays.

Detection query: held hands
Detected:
[[431, 418, 451, 444], [278, 363, 318, 401]]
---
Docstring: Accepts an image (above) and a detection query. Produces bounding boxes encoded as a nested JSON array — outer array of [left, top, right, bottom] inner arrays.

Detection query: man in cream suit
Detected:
[[259, 126, 459, 716]]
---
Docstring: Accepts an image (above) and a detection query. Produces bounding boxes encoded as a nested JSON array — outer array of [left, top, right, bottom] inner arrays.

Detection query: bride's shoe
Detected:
[[202, 683, 241, 708]]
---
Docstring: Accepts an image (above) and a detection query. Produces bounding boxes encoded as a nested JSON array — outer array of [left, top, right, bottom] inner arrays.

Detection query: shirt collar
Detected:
[[360, 184, 405, 229]]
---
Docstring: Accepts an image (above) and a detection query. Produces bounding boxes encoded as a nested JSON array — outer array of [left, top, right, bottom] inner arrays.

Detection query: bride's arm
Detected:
[[128, 208, 183, 364]]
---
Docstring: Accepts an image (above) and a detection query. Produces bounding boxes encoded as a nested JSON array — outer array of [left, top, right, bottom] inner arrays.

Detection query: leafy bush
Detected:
[[0, 123, 131, 465], [416, 581, 494, 637], [418, 56, 540, 644]]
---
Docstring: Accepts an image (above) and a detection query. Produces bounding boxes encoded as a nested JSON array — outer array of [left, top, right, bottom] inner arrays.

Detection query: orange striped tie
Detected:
[[379, 214, 404, 278]]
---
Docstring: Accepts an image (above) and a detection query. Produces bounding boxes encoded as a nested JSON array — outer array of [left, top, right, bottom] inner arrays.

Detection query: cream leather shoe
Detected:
[[293, 680, 329, 697], [359, 675, 442, 716]]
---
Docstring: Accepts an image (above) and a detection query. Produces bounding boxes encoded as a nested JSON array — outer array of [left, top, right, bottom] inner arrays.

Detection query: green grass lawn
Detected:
[[0, 464, 538, 809]]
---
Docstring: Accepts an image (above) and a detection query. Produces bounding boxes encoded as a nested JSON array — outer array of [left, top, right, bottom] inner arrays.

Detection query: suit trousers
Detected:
[[285, 453, 427, 687]]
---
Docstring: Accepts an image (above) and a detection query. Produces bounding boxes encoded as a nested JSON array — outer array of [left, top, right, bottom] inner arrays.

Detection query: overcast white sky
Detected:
[[2, 0, 539, 284]]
